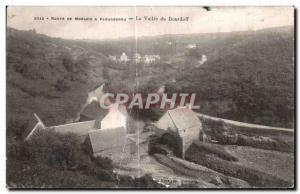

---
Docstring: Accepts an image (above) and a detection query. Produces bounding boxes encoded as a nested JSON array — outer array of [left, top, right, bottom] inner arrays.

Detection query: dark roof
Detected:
[[168, 107, 201, 131], [80, 101, 108, 121], [88, 127, 127, 154]]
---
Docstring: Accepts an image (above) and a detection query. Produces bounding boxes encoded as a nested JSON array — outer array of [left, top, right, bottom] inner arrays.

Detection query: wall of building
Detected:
[[101, 110, 127, 130], [179, 125, 202, 158], [88, 127, 127, 155], [53, 120, 96, 143], [155, 112, 177, 132]]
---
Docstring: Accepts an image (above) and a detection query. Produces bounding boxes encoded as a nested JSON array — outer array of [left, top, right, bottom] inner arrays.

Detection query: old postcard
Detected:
[[6, 6, 295, 189]]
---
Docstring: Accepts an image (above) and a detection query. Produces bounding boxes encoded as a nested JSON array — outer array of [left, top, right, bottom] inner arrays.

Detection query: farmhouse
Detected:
[[26, 102, 129, 157], [156, 106, 203, 158], [25, 114, 99, 143]]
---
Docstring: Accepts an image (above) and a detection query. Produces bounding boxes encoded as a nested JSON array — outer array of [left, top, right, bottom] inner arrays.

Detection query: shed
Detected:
[[156, 106, 203, 158], [85, 127, 127, 157]]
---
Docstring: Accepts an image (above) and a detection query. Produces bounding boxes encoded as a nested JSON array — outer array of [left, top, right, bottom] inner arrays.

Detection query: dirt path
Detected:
[[153, 154, 249, 188], [112, 137, 249, 188]]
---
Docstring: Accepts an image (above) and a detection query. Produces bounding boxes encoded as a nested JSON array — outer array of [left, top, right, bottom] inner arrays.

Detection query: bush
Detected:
[[55, 79, 70, 92], [236, 134, 294, 153], [185, 143, 292, 187], [148, 144, 171, 156], [148, 130, 183, 158], [94, 168, 115, 182], [189, 141, 238, 162], [7, 130, 116, 188], [202, 119, 238, 145], [159, 130, 183, 157], [92, 156, 113, 171]]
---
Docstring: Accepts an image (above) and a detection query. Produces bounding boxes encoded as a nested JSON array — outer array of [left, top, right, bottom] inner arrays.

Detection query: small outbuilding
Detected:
[[52, 120, 97, 142], [84, 127, 127, 157], [25, 113, 98, 143], [156, 106, 203, 158]]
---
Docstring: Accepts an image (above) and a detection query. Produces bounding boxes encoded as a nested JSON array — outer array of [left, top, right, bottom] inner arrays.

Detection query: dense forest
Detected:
[[168, 27, 294, 128]]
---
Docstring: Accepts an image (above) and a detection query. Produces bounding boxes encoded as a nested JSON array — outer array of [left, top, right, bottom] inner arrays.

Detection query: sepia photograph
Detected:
[[6, 6, 295, 189]]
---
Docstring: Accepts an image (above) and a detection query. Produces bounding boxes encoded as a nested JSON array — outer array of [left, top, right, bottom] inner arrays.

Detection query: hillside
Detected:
[[77, 27, 294, 128], [164, 26, 294, 128], [7, 28, 106, 136], [7, 26, 294, 141]]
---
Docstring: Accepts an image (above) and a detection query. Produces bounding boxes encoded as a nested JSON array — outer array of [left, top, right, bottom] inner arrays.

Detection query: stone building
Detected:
[[156, 106, 203, 158]]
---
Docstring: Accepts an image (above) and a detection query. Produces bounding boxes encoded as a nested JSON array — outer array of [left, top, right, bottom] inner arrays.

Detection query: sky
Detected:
[[7, 6, 294, 40]]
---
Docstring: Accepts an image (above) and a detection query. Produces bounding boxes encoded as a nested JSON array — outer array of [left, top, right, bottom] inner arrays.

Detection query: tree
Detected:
[[102, 65, 110, 81]]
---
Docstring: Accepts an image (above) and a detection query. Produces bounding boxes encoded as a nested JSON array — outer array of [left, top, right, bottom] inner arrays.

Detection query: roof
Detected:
[[88, 127, 127, 153], [167, 107, 201, 131], [90, 84, 105, 99], [110, 103, 128, 116], [80, 101, 108, 121], [52, 120, 97, 141]]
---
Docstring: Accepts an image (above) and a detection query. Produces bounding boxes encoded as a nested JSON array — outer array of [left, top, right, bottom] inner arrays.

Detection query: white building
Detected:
[[144, 55, 160, 64], [133, 53, 142, 63], [153, 55, 160, 60], [119, 52, 129, 62], [186, 44, 197, 49], [100, 104, 127, 130], [144, 55, 155, 64], [199, 55, 207, 64], [195, 54, 208, 67]]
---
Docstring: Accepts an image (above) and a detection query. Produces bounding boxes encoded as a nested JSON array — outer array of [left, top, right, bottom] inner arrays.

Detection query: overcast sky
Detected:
[[7, 6, 294, 40]]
